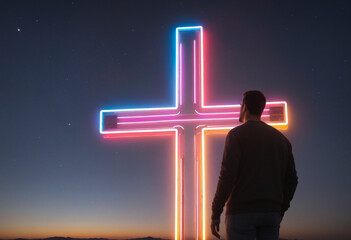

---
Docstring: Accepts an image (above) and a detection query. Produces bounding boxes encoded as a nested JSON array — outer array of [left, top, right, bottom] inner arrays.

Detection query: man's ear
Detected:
[[242, 103, 247, 112]]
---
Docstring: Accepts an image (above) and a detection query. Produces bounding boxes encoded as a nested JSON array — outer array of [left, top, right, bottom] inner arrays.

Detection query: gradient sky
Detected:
[[0, 1, 350, 240]]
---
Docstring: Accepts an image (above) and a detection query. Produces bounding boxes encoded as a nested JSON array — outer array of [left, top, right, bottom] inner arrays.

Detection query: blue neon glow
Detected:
[[100, 26, 203, 133]]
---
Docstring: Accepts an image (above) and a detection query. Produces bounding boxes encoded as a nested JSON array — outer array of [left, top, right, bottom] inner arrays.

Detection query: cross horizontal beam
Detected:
[[99, 25, 289, 240]]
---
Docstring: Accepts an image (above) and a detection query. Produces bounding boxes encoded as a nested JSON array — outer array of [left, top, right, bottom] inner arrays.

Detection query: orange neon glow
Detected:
[[99, 26, 289, 240]]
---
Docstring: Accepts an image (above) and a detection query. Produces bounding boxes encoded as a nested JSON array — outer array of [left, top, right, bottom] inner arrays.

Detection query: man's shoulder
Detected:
[[228, 121, 263, 134], [228, 124, 245, 135], [228, 121, 291, 143], [263, 123, 292, 147], [227, 123, 251, 139]]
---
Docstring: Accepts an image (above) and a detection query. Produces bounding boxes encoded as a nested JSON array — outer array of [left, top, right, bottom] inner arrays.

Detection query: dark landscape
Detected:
[[1, 237, 297, 240], [3, 237, 167, 240]]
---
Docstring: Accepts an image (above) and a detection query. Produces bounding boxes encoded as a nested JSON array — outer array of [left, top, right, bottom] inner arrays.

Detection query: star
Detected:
[[17, 28, 21, 32]]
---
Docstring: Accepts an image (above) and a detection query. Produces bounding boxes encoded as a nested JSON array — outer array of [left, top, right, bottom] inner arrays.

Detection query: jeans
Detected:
[[225, 212, 280, 240]]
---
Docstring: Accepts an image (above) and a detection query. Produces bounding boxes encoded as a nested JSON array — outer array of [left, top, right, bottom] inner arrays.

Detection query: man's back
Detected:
[[211, 120, 298, 219], [211, 91, 298, 240]]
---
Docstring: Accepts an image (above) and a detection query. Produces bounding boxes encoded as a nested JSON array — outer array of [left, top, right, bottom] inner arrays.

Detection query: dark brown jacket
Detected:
[[211, 120, 298, 219]]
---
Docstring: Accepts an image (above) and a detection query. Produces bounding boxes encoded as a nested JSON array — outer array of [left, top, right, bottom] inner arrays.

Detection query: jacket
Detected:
[[211, 120, 298, 219]]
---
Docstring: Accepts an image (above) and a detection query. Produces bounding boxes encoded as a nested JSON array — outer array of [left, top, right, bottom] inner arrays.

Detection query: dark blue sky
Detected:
[[0, 1, 350, 240]]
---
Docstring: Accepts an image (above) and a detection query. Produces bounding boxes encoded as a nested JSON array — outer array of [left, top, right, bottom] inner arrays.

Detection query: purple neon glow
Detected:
[[116, 117, 240, 125], [180, 44, 183, 106], [194, 40, 196, 104], [100, 26, 287, 134], [99, 26, 288, 240], [118, 112, 181, 119]]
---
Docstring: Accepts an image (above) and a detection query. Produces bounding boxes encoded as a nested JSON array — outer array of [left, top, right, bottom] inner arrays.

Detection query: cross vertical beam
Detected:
[[99, 26, 288, 240]]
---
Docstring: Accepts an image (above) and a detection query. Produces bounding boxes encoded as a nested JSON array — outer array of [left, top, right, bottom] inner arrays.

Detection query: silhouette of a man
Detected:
[[211, 91, 298, 240]]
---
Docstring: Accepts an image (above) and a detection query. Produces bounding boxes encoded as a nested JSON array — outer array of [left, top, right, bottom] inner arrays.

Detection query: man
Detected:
[[211, 91, 298, 240]]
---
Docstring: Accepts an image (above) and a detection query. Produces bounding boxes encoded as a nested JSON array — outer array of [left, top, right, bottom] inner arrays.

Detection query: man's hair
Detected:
[[242, 90, 266, 116]]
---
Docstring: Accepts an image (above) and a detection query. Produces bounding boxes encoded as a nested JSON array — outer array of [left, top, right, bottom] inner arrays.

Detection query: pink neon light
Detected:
[[194, 108, 269, 116], [200, 27, 204, 109], [118, 112, 180, 119], [102, 128, 176, 135], [180, 44, 183, 106], [100, 26, 288, 240], [117, 117, 239, 125], [181, 161, 183, 239], [201, 129, 206, 240], [176, 28, 179, 109], [195, 110, 239, 115], [194, 40, 196, 104], [118, 108, 269, 121], [175, 129, 179, 240], [194, 134, 199, 240]]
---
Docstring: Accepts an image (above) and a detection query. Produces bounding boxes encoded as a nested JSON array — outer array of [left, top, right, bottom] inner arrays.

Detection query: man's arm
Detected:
[[282, 142, 298, 216], [211, 131, 241, 220]]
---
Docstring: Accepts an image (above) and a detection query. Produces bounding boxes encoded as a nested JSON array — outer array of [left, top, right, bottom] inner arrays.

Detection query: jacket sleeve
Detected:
[[211, 131, 241, 220], [282, 141, 298, 213]]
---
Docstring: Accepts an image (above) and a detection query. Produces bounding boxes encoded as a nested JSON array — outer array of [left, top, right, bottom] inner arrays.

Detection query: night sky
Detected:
[[0, 1, 350, 240]]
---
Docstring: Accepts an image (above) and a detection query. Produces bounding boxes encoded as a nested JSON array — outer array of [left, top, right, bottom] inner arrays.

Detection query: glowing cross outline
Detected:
[[99, 26, 288, 240]]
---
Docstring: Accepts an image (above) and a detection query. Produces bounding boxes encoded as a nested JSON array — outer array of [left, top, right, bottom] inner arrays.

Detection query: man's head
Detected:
[[239, 90, 266, 123]]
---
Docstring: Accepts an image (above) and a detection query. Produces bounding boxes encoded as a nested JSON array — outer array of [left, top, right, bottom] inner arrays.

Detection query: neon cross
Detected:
[[99, 26, 288, 240]]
